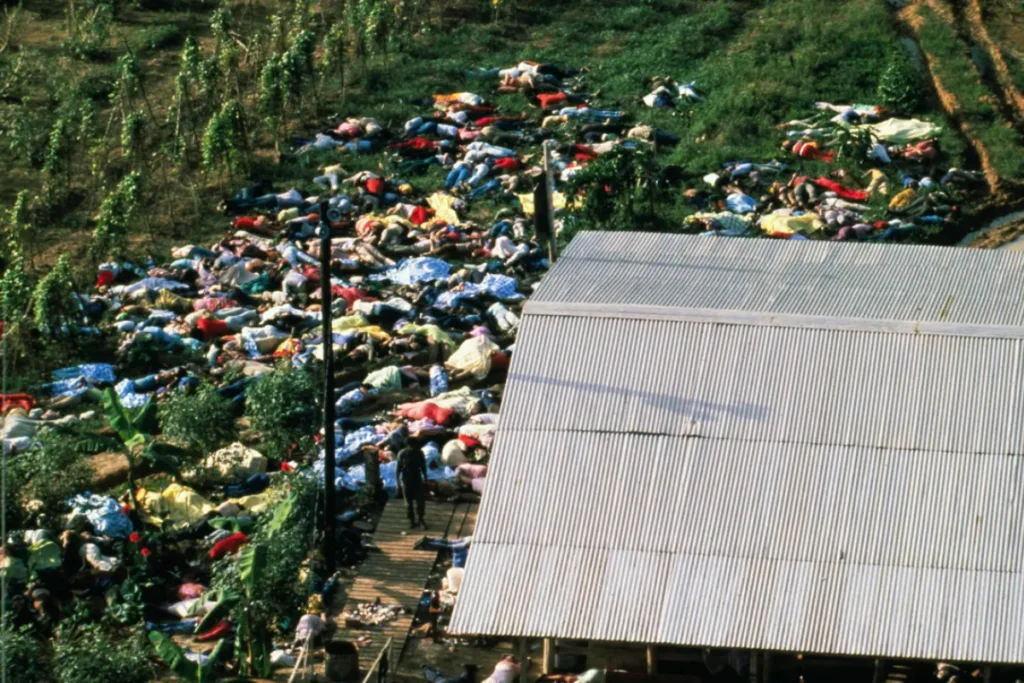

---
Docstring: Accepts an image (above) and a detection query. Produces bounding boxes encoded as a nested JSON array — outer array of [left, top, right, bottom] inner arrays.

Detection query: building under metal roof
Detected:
[[449, 232, 1024, 665]]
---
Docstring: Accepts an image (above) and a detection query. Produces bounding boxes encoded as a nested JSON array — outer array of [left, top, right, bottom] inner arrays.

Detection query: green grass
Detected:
[[916, 3, 1024, 180]]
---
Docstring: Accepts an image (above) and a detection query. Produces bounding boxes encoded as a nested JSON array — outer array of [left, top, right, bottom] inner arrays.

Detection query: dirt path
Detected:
[[897, 3, 1001, 192], [964, 0, 1024, 120]]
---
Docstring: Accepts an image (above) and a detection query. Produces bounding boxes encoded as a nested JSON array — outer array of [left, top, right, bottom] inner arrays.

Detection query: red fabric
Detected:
[[397, 401, 456, 426], [389, 138, 438, 152], [573, 145, 599, 162], [301, 264, 321, 284], [197, 317, 230, 342], [197, 621, 233, 642], [233, 217, 258, 231], [814, 178, 868, 202], [209, 532, 249, 560], [409, 206, 431, 226], [96, 270, 115, 288], [193, 298, 238, 313], [793, 140, 835, 163], [0, 394, 34, 415], [474, 116, 500, 127], [457, 434, 481, 449], [537, 92, 568, 109], [335, 287, 377, 310], [491, 352, 510, 371], [492, 157, 521, 172], [365, 178, 385, 195]]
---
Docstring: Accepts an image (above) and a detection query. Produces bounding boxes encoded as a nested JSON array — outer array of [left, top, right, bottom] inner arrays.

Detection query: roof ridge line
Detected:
[[523, 300, 1024, 340]]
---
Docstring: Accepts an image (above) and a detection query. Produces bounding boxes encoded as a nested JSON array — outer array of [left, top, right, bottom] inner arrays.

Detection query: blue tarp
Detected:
[[369, 258, 451, 286]]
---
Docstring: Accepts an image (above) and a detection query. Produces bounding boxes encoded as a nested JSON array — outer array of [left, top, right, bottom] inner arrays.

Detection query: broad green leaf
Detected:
[[0, 556, 28, 582], [199, 634, 230, 682], [238, 545, 266, 595], [207, 517, 243, 534], [27, 541, 62, 573], [266, 493, 295, 535], [130, 397, 158, 433], [195, 593, 240, 634], [102, 388, 140, 445], [250, 621, 272, 677], [149, 631, 200, 682]]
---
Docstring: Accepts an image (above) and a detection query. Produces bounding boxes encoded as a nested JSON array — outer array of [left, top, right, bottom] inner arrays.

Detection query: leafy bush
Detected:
[[245, 364, 320, 460], [10, 429, 94, 523], [139, 23, 182, 51], [53, 615, 154, 683], [211, 474, 319, 626], [158, 385, 237, 452], [31, 254, 81, 340], [877, 51, 921, 114], [1, 620, 52, 683]]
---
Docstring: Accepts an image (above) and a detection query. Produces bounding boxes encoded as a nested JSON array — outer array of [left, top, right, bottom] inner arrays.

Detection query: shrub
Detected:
[[877, 51, 921, 114], [53, 617, 154, 683], [158, 385, 237, 452], [244, 364, 319, 460], [1, 620, 52, 683], [10, 429, 94, 523]]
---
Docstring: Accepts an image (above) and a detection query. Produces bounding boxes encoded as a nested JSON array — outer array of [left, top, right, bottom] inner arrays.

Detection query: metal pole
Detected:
[[319, 200, 337, 574], [541, 141, 557, 263]]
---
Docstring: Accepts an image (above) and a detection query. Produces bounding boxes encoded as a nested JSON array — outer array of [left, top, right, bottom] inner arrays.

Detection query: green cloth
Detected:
[[237, 273, 271, 295], [853, 118, 941, 144], [364, 366, 403, 393], [398, 323, 457, 349]]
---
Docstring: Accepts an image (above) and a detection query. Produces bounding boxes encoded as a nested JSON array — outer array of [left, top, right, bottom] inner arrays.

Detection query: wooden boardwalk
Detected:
[[326, 499, 478, 680]]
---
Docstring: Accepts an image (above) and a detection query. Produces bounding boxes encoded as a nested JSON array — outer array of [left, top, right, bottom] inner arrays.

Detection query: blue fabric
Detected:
[[115, 379, 151, 410], [147, 619, 198, 634], [52, 364, 116, 384], [369, 258, 451, 286], [66, 494, 133, 539], [726, 193, 757, 214]]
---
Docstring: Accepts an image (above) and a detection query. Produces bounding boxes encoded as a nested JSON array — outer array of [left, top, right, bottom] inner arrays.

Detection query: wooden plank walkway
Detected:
[[326, 499, 478, 679]]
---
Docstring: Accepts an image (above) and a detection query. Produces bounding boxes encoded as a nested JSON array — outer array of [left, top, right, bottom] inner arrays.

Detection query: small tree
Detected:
[[320, 22, 347, 103], [158, 384, 237, 453], [31, 253, 80, 339], [100, 389, 185, 516], [202, 99, 248, 181], [257, 57, 284, 147], [120, 109, 147, 165], [877, 51, 921, 114], [244, 364, 319, 460], [90, 171, 140, 261]]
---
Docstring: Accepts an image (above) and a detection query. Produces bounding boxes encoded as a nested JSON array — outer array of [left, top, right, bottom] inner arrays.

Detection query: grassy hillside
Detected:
[[0, 0, 991, 268]]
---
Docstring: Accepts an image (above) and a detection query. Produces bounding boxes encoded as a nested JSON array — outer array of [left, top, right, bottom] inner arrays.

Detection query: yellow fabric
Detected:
[[516, 191, 571, 217], [398, 323, 457, 349], [229, 490, 281, 515], [333, 313, 371, 331], [427, 192, 461, 226], [139, 484, 215, 529], [154, 290, 194, 315], [445, 336, 500, 379], [760, 213, 824, 237], [854, 118, 941, 144], [889, 188, 916, 211]]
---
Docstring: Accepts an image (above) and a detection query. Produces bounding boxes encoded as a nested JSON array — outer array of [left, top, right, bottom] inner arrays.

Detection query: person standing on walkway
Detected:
[[397, 446, 428, 529]]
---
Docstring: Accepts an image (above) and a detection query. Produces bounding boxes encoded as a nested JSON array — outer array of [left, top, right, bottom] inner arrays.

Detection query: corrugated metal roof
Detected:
[[532, 233, 1024, 326], [450, 234, 1024, 663]]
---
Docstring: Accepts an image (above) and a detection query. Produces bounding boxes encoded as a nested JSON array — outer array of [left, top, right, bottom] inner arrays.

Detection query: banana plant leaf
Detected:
[[195, 593, 240, 635], [102, 388, 140, 445], [149, 631, 200, 682], [238, 545, 266, 595]]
